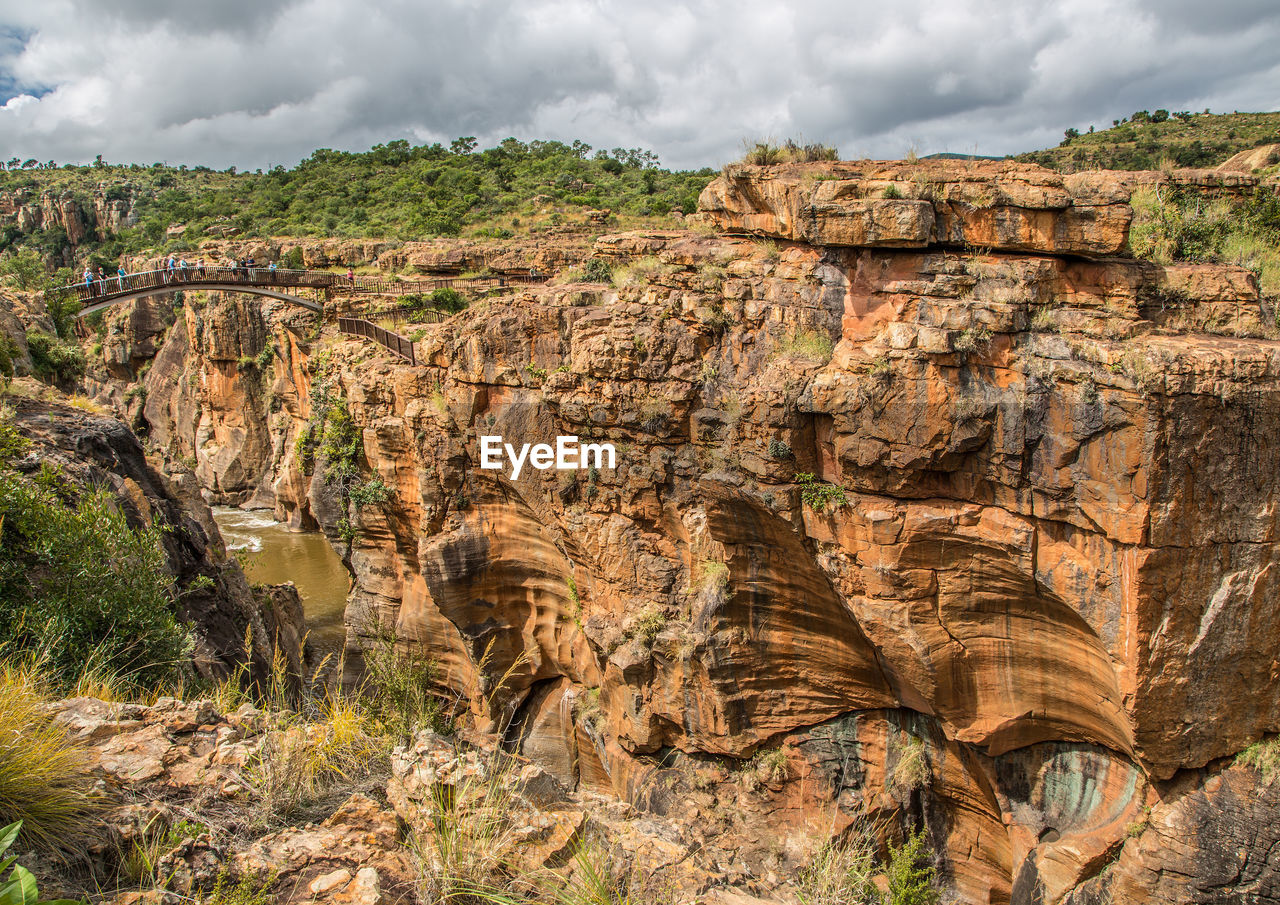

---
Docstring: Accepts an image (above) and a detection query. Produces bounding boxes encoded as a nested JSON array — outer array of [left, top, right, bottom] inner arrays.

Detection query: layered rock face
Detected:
[[135, 161, 1280, 903], [0, 188, 137, 250]]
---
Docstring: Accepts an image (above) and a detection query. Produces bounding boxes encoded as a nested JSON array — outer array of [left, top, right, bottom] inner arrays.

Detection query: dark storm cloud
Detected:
[[0, 0, 1277, 170]]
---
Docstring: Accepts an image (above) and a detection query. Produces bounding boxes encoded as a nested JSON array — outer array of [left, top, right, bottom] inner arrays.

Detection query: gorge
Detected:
[[3, 157, 1280, 905]]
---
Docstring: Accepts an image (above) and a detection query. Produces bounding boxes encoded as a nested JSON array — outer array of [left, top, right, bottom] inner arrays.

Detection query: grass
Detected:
[[611, 256, 672, 290], [888, 737, 929, 797], [407, 746, 527, 903], [0, 668, 105, 855], [250, 692, 386, 824], [1236, 736, 1280, 783], [795, 828, 879, 905], [1128, 185, 1280, 296], [119, 816, 208, 888], [951, 326, 992, 357], [625, 603, 668, 649], [741, 139, 840, 165], [774, 330, 835, 364]]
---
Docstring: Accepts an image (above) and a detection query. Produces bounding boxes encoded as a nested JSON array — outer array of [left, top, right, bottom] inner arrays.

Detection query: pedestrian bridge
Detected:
[[61, 266, 535, 317], [57, 266, 544, 364]]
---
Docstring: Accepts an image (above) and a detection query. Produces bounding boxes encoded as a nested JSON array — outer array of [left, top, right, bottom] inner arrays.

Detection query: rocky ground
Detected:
[[35, 694, 825, 905], [6, 158, 1280, 903]]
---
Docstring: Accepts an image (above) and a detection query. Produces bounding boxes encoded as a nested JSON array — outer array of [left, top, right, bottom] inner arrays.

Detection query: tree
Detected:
[[450, 136, 477, 155], [1063, 127, 1080, 143], [0, 249, 45, 291]]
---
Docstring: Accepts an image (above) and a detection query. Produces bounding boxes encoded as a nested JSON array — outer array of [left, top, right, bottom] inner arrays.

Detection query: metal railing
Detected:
[[57, 266, 547, 308], [336, 317, 417, 364]]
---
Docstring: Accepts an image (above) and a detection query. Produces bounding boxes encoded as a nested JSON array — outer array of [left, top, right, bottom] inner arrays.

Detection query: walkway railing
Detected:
[[336, 317, 417, 364], [56, 266, 546, 309]]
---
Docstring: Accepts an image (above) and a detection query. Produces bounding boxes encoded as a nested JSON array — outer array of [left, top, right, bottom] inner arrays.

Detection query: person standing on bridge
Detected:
[[269, 261, 278, 283], [165, 255, 176, 284], [346, 267, 355, 287], [179, 259, 189, 282], [117, 264, 126, 290], [83, 267, 95, 297], [96, 267, 106, 292]]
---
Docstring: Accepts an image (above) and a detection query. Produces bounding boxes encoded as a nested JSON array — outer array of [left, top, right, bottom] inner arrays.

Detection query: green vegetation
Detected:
[[951, 326, 992, 358], [885, 831, 939, 905], [1129, 186, 1280, 296], [796, 472, 849, 513], [358, 631, 454, 742], [1018, 110, 1280, 172], [25, 332, 85, 385], [795, 827, 939, 905], [1, 820, 83, 905], [741, 138, 840, 165], [626, 603, 669, 648], [0, 676, 102, 855], [775, 329, 835, 363], [1236, 736, 1280, 783], [0, 139, 715, 260], [0, 411, 189, 692], [795, 831, 878, 905]]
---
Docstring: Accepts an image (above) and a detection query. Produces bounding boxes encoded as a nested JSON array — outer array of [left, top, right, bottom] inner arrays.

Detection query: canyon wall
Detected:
[[126, 161, 1280, 904]]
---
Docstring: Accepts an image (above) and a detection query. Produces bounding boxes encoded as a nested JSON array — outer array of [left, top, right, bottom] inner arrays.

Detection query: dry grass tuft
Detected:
[[0, 665, 106, 854]]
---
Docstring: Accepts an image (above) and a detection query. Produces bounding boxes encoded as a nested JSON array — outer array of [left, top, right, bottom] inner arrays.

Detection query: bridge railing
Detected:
[[59, 267, 345, 306], [56, 267, 548, 308], [336, 317, 417, 364]]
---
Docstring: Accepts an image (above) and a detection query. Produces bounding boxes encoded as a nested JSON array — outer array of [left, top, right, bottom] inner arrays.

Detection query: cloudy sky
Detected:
[[0, 0, 1278, 171]]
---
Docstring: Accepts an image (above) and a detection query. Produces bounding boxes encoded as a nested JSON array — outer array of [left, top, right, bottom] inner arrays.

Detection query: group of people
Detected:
[[77, 256, 358, 299], [79, 256, 293, 297]]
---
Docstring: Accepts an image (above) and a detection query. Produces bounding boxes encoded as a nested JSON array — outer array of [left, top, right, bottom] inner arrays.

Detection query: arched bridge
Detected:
[[60, 266, 540, 317], [55, 266, 545, 365]]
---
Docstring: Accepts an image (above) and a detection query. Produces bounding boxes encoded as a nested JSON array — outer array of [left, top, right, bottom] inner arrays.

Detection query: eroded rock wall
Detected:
[[134, 162, 1280, 904]]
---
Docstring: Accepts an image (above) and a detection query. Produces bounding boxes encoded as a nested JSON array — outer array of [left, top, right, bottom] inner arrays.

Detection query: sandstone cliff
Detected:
[[117, 161, 1280, 904]]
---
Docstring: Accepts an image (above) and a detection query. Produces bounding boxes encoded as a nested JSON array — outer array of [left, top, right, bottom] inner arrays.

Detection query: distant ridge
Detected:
[[922, 152, 1004, 161], [1015, 110, 1280, 173]]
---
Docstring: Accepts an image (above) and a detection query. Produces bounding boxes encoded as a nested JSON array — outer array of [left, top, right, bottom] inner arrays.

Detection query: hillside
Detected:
[[0, 138, 715, 263], [1016, 109, 1280, 172]]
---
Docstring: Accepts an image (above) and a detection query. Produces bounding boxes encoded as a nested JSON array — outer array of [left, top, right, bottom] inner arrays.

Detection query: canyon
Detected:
[[7, 158, 1280, 903]]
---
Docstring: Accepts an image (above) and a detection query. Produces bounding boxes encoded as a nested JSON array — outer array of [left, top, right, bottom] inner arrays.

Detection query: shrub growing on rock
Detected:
[[0, 427, 189, 691]]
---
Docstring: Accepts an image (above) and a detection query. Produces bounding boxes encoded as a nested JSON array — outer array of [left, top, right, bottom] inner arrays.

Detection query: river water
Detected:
[[212, 507, 350, 652]]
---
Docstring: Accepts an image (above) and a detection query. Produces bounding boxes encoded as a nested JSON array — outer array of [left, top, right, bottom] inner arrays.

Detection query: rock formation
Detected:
[[93, 160, 1280, 903]]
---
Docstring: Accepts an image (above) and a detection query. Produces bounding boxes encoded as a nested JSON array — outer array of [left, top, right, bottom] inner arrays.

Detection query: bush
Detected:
[[25, 331, 85, 384], [429, 286, 467, 313], [0, 677, 104, 855], [581, 257, 613, 282], [885, 830, 939, 905], [0, 248, 45, 291], [1130, 186, 1280, 296], [796, 472, 848, 513], [358, 631, 453, 742], [0, 464, 190, 691]]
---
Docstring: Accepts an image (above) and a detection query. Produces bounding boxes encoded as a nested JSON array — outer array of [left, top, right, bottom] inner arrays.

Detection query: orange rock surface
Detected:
[[124, 161, 1280, 903]]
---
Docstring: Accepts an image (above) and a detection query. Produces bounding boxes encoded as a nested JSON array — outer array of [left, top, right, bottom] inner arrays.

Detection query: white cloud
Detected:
[[0, 0, 1277, 170]]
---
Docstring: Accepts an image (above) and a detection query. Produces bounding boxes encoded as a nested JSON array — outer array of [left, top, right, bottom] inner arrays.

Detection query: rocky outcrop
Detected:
[[8, 391, 303, 682], [124, 161, 1280, 903], [0, 187, 138, 250]]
